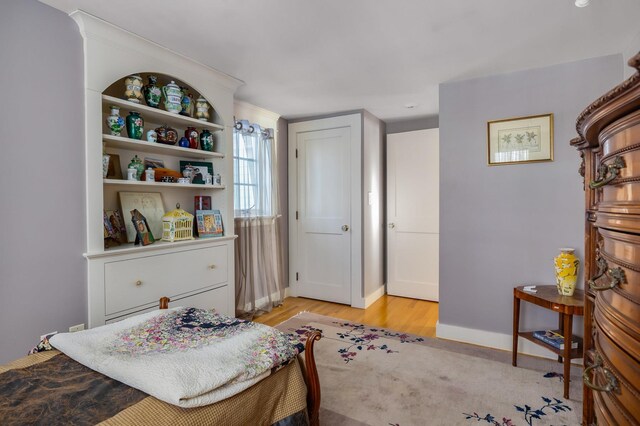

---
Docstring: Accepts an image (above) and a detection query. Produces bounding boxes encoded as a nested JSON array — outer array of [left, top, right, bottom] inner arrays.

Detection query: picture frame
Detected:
[[180, 160, 213, 184], [196, 209, 224, 238], [144, 157, 165, 170], [105, 210, 127, 243], [487, 113, 553, 166], [106, 154, 123, 179], [130, 209, 155, 246], [118, 192, 165, 242]]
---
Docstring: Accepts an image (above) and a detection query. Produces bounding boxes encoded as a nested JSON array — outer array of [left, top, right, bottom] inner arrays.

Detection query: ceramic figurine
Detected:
[[162, 81, 182, 114], [178, 136, 190, 148], [200, 129, 213, 152], [182, 164, 194, 182], [146, 129, 158, 143], [126, 111, 144, 140], [142, 75, 162, 108], [180, 87, 194, 117], [105, 105, 125, 136], [128, 155, 144, 180], [155, 125, 178, 145], [124, 74, 143, 103], [195, 97, 210, 121], [185, 127, 199, 149]]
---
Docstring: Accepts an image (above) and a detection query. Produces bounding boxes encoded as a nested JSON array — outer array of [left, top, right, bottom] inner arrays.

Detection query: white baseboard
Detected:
[[436, 321, 583, 365], [363, 285, 386, 308]]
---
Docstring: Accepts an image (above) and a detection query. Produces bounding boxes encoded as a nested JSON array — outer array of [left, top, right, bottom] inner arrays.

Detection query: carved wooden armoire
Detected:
[[571, 53, 640, 425]]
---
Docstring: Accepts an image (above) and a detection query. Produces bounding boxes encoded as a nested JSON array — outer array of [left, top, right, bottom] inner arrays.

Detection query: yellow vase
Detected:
[[554, 248, 580, 296]]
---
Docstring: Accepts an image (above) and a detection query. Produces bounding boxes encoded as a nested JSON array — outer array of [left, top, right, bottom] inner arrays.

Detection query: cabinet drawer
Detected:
[[593, 322, 640, 424], [596, 112, 640, 214], [595, 228, 640, 303], [104, 245, 227, 315], [105, 285, 230, 324]]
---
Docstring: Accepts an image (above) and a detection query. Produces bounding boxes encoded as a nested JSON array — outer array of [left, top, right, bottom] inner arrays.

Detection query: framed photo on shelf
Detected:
[[196, 209, 224, 238], [180, 160, 213, 184], [487, 113, 553, 166], [118, 192, 165, 242], [130, 209, 155, 246], [144, 157, 165, 170], [104, 209, 127, 244], [106, 154, 123, 179]]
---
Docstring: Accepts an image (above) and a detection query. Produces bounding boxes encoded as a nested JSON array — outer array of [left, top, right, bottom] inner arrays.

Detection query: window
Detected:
[[233, 123, 274, 217]]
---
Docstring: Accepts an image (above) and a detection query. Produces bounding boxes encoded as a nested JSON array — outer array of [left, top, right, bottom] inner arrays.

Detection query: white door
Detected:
[[289, 115, 361, 305], [387, 129, 439, 301]]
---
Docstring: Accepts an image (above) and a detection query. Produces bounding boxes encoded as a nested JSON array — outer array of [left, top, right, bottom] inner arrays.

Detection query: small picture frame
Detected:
[[106, 154, 123, 179], [196, 209, 224, 238], [105, 210, 127, 243], [144, 157, 165, 170], [487, 113, 553, 166], [130, 209, 155, 246], [180, 161, 213, 184], [118, 192, 165, 243]]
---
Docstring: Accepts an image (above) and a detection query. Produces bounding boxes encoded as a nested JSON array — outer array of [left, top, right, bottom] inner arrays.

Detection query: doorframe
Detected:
[[288, 113, 364, 307]]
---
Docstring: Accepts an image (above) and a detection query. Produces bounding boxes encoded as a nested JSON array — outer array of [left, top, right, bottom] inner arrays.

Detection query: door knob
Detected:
[[342, 225, 350, 232], [388, 223, 395, 228]]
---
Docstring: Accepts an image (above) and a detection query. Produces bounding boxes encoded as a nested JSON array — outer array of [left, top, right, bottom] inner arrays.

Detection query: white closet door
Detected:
[[387, 129, 439, 301]]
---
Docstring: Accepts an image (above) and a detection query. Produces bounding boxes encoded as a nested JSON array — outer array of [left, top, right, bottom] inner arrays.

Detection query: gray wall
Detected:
[[0, 0, 85, 363], [362, 111, 386, 298], [386, 115, 439, 134], [439, 54, 622, 336], [277, 117, 289, 286]]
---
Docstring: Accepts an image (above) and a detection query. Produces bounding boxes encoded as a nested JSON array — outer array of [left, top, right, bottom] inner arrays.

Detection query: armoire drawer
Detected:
[[104, 245, 227, 315], [105, 285, 229, 325], [594, 227, 640, 303], [596, 111, 640, 213], [595, 297, 640, 364], [592, 322, 640, 424]]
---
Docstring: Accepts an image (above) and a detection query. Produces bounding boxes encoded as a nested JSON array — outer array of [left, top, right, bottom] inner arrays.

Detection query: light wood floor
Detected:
[[253, 294, 438, 337]]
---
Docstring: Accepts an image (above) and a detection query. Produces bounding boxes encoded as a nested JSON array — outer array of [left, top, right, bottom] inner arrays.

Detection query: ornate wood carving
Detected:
[[304, 331, 322, 426]]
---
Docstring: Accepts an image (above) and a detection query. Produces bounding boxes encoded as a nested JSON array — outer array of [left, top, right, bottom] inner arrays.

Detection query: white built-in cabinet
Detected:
[[72, 11, 242, 327]]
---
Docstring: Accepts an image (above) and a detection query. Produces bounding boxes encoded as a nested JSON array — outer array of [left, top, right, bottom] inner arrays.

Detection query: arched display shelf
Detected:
[[72, 11, 241, 327]]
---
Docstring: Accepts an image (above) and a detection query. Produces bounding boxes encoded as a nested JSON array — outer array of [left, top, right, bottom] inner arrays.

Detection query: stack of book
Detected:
[[532, 330, 579, 350]]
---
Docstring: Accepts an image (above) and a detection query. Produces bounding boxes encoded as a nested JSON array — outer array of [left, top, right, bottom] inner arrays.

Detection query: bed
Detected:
[[0, 297, 321, 426]]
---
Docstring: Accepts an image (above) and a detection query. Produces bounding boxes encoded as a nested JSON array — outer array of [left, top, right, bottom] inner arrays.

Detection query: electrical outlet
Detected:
[[69, 323, 85, 333]]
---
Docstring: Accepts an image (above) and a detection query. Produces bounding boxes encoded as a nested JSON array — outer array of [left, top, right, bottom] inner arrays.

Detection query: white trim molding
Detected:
[[436, 322, 583, 365]]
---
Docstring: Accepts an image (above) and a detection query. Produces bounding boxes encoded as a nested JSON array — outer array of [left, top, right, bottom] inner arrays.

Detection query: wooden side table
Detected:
[[512, 285, 584, 399]]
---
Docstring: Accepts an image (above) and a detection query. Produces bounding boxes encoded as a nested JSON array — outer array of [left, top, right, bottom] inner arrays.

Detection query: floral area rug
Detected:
[[277, 312, 582, 426]]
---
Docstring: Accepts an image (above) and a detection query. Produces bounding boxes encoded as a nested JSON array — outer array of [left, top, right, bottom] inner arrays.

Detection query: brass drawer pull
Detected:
[[589, 156, 624, 189], [588, 254, 625, 292], [583, 354, 618, 393], [208, 264, 216, 270], [135, 280, 143, 286]]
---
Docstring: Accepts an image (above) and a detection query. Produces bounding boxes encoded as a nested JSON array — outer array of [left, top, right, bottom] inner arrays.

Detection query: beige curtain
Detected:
[[233, 121, 285, 319]]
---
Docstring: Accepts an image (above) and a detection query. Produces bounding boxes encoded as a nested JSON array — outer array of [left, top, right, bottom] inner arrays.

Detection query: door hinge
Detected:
[[296, 272, 299, 281], [295, 149, 298, 158], [296, 211, 299, 220]]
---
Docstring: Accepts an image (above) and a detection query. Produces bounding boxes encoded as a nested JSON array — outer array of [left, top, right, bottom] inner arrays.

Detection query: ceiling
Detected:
[[40, 0, 640, 122]]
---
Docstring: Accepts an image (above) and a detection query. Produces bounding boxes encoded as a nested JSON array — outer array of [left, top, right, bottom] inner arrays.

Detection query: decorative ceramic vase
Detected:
[[195, 97, 210, 121], [128, 155, 144, 181], [124, 74, 143, 103], [126, 111, 144, 140], [178, 137, 190, 148], [185, 127, 199, 149], [146, 129, 158, 143], [145, 167, 155, 182], [554, 248, 580, 296], [142, 75, 162, 108], [102, 154, 110, 178], [180, 88, 194, 117], [200, 129, 213, 152], [105, 105, 125, 136], [155, 125, 178, 145], [162, 81, 182, 114]]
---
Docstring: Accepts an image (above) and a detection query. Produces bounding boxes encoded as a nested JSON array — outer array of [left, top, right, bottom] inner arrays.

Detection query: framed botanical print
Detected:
[[487, 113, 553, 166]]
